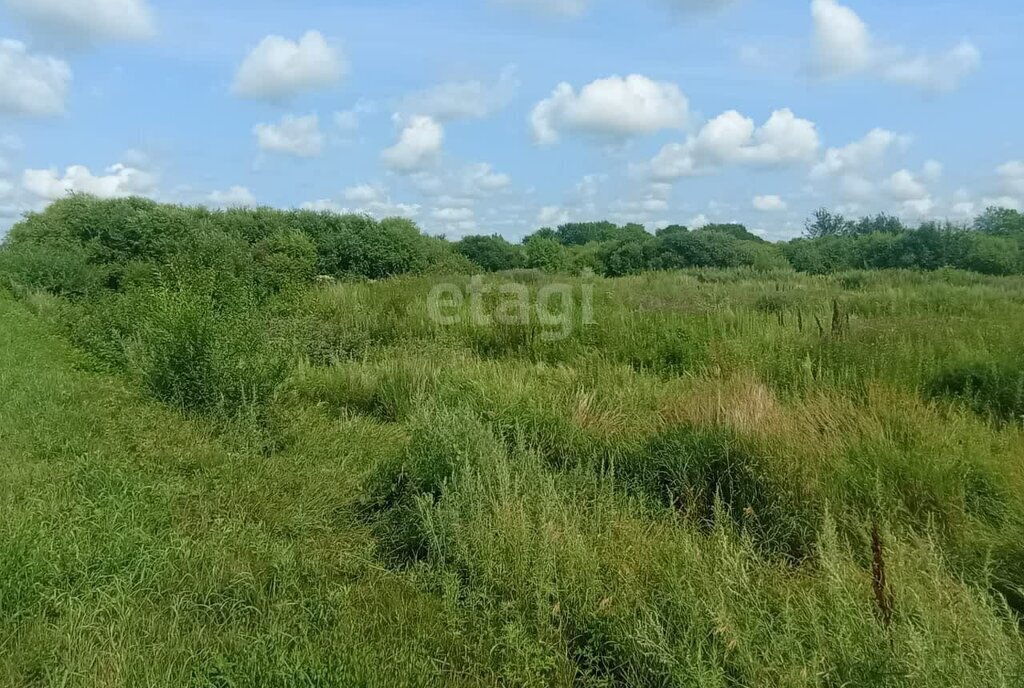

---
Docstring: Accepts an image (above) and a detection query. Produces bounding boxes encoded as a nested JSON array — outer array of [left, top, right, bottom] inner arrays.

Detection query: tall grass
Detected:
[[3, 264, 1024, 685]]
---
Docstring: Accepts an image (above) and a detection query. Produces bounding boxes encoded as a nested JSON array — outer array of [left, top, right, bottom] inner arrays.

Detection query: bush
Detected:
[[359, 404, 506, 564], [456, 235, 526, 272], [616, 425, 814, 558], [524, 236, 570, 273], [253, 229, 318, 296], [0, 240, 105, 296]]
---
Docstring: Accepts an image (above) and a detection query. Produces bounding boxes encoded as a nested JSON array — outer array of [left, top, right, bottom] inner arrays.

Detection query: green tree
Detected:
[[804, 209, 853, 239], [455, 235, 526, 272]]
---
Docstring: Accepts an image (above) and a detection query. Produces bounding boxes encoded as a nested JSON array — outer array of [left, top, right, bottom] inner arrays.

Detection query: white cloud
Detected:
[[997, 160, 1024, 198], [886, 169, 928, 201], [538, 206, 569, 226], [334, 99, 375, 133], [208, 185, 256, 208], [343, 184, 384, 204], [232, 31, 346, 101], [882, 42, 981, 94], [531, 74, 690, 145], [381, 116, 444, 172], [901, 197, 935, 219], [301, 199, 345, 213], [22, 162, 156, 200], [689, 213, 709, 228], [837, 174, 875, 201], [811, 0, 873, 76], [753, 194, 788, 212], [431, 206, 475, 222], [811, 128, 910, 179], [810, 0, 980, 93], [4, 0, 155, 43], [401, 66, 519, 121], [951, 201, 977, 218], [254, 113, 324, 158], [461, 163, 512, 196], [648, 108, 819, 180], [982, 196, 1022, 212], [303, 186, 421, 219], [0, 40, 71, 117], [922, 159, 943, 182]]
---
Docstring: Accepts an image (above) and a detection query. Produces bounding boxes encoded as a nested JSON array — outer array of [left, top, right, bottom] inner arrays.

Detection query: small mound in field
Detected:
[[358, 405, 505, 565], [615, 425, 815, 560]]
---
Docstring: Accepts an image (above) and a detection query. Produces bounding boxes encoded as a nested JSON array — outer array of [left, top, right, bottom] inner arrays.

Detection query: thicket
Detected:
[[3, 197, 1024, 294], [452, 212, 1024, 277]]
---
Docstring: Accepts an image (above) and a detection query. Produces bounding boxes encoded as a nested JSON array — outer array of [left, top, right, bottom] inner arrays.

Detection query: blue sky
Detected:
[[0, 0, 1022, 240]]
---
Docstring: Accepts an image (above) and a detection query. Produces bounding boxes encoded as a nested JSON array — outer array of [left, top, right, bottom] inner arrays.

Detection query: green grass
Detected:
[[3, 267, 1024, 686]]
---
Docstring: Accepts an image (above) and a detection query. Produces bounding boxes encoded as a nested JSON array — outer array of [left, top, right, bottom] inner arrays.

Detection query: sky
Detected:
[[0, 0, 1022, 241]]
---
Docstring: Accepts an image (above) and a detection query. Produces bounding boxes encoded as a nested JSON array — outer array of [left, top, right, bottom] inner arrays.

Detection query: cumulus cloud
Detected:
[[0, 40, 71, 117], [647, 108, 819, 180], [232, 31, 346, 101], [811, 128, 910, 178], [531, 74, 690, 145], [811, 0, 873, 76], [253, 113, 324, 158], [689, 213, 710, 228], [4, 0, 155, 44], [303, 184, 421, 219], [882, 42, 981, 94], [22, 162, 156, 200], [401, 66, 519, 122], [810, 128, 911, 202], [343, 184, 385, 204], [406, 163, 512, 209], [461, 163, 512, 196], [207, 185, 256, 208], [381, 116, 444, 172], [810, 0, 980, 93], [753, 194, 788, 212], [997, 161, 1024, 199], [538, 206, 570, 226], [431, 206, 475, 222], [886, 169, 929, 202]]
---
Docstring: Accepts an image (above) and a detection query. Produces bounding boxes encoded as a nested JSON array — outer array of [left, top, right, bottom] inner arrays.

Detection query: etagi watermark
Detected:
[[427, 274, 596, 341]]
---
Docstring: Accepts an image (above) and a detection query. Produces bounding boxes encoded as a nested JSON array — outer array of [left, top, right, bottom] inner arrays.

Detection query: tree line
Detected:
[[2, 195, 1023, 301]]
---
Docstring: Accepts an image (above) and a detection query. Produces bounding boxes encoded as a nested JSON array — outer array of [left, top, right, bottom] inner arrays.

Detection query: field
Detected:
[[3, 262, 1024, 686]]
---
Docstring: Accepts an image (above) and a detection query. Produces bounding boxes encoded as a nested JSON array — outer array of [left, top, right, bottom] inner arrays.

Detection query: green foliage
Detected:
[[524, 235, 570, 272], [701, 222, 767, 243], [315, 215, 431, 279], [653, 227, 750, 269], [456, 234, 526, 272], [253, 229, 318, 296], [804, 208, 854, 238], [0, 239, 105, 296], [929, 361, 1024, 424], [976, 207, 1024, 237]]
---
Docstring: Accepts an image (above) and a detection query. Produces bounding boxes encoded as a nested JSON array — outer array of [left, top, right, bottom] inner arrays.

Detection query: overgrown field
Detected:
[[2, 199, 1024, 686]]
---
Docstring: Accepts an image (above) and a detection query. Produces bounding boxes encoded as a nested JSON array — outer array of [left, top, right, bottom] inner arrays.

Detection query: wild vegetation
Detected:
[[1, 196, 1023, 686]]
